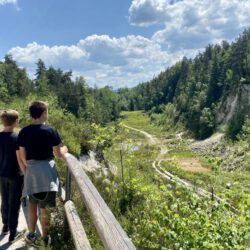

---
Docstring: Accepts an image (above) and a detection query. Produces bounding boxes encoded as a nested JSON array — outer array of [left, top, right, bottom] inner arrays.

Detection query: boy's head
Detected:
[[0, 109, 19, 127], [29, 101, 48, 119]]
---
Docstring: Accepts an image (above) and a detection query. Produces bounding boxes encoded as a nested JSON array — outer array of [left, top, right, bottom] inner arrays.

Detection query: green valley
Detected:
[[94, 111, 249, 249], [0, 28, 250, 249]]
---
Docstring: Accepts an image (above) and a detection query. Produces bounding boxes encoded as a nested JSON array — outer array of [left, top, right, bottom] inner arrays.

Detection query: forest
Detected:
[[0, 28, 249, 249], [117, 28, 250, 140]]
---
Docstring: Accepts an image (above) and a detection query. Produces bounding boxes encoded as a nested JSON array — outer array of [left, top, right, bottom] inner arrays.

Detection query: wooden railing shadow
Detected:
[[62, 153, 136, 250]]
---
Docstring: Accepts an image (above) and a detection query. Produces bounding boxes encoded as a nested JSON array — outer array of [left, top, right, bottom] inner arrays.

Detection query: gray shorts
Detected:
[[29, 191, 56, 208]]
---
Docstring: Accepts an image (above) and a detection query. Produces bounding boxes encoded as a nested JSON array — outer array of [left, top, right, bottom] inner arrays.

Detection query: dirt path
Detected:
[[124, 124, 237, 212], [124, 125, 161, 145], [124, 125, 207, 172]]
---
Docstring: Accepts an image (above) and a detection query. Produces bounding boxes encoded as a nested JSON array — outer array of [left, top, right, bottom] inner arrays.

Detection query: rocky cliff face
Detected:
[[216, 84, 250, 124]]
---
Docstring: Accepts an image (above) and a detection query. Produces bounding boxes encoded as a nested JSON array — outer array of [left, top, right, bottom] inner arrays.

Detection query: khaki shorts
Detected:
[[29, 191, 56, 208]]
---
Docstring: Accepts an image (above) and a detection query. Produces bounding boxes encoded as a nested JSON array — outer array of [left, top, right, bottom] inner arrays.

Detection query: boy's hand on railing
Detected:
[[53, 145, 68, 159], [60, 146, 69, 159]]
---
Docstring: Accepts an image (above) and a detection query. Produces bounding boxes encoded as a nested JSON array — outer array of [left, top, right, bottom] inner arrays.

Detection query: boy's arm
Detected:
[[53, 145, 68, 159], [18, 147, 28, 174]]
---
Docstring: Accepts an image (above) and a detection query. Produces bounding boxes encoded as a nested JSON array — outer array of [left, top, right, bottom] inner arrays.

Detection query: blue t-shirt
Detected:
[[0, 131, 23, 178], [18, 124, 62, 160]]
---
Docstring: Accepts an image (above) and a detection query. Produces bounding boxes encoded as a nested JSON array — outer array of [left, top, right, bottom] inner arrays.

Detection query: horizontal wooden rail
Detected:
[[64, 200, 92, 250], [60, 186, 92, 250], [64, 153, 136, 250]]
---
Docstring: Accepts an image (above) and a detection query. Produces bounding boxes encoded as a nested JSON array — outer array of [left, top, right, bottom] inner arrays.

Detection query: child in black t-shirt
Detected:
[[0, 109, 24, 243], [18, 101, 68, 247]]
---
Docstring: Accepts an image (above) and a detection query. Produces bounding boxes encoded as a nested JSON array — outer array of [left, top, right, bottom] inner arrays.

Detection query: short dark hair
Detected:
[[29, 101, 48, 119], [0, 109, 19, 126]]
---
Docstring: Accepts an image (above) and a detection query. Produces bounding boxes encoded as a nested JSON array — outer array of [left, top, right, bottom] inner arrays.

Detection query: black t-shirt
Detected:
[[18, 124, 62, 160], [0, 131, 23, 178]]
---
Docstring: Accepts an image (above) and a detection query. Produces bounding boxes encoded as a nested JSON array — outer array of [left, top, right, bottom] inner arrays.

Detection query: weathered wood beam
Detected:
[[64, 200, 92, 250], [65, 153, 136, 250]]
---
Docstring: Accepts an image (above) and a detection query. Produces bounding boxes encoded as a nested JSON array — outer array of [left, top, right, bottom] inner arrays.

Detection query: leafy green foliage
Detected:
[[90, 112, 250, 249], [226, 111, 245, 140]]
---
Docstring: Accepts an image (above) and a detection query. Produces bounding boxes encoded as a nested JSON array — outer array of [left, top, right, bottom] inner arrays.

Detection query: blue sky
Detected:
[[1, 0, 250, 88]]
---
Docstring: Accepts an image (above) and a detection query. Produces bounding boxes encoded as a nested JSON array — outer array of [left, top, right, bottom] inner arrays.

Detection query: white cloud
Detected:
[[129, 0, 250, 51], [7, 0, 250, 89], [9, 35, 173, 88], [0, 0, 17, 5], [10, 42, 88, 64], [129, 0, 170, 26]]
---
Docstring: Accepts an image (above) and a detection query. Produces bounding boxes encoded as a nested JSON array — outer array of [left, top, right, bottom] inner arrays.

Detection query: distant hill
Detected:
[[118, 28, 250, 139]]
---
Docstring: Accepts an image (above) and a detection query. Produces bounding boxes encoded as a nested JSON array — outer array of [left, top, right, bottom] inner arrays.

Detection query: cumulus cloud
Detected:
[[7, 0, 250, 88], [9, 35, 173, 88], [10, 42, 88, 64], [129, 0, 250, 51], [129, 0, 170, 26], [0, 0, 17, 5]]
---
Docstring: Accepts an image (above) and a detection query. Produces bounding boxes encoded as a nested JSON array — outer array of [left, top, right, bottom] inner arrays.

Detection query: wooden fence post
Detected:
[[64, 166, 72, 239]]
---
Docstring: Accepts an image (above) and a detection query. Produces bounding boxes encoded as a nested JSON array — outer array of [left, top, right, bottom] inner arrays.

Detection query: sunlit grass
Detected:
[[101, 112, 249, 248], [121, 111, 163, 136], [160, 158, 250, 208], [120, 112, 250, 209]]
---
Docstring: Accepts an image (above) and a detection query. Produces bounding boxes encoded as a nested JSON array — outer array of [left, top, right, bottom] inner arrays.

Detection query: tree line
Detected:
[[0, 56, 121, 125], [117, 28, 250, 139], [1, 28, 250, 140]]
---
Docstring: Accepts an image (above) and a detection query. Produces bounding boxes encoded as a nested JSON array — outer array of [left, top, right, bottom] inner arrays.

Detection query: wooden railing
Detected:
[[62, 153, 137, 250]]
